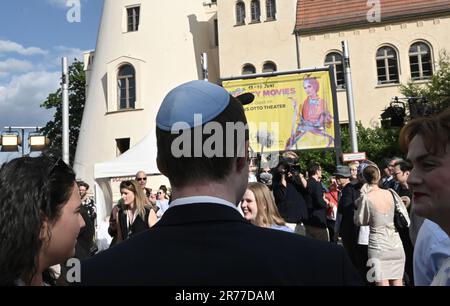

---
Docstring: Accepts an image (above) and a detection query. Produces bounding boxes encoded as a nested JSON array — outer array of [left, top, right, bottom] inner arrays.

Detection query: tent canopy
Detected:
[[94, 132, 160, 179]]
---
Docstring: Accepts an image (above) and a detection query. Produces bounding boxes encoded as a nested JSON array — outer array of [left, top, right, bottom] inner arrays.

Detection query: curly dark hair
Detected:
[[0, 155, 76, 285]]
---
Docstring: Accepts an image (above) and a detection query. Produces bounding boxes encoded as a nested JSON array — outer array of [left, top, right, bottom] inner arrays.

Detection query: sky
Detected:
[[0, 0, 104, 163]]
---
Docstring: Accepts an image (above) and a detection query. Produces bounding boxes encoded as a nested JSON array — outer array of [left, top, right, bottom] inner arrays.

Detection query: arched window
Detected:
[[262, 61, 277, 73], [242, 64, 256, 75], [251, 0, 261, 22], [324, 52, 345, 88], [409, 42, 433, 80], [376, 46, 399, 84], [118, 64, 136, 109], [236, 1, 246, 25], [266, 0, 276, 20]]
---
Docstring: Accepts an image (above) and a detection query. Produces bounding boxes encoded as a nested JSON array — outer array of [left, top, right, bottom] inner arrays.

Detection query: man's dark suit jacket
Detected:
[[337, 182, 361, 244], [305, 178, 328, 228], [272, 177, 309, 223], [80, 203, 362, 286]]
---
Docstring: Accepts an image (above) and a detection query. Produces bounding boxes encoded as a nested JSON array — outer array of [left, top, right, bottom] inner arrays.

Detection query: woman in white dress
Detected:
[[354, 164, 410, 286]]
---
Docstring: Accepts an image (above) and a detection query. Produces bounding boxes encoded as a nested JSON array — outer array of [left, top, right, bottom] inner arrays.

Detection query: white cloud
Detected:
[[0, 71, 59, 129], [0, 40, 47, 56], [53, 46, 86, 63], [0, 59, 34, 78]]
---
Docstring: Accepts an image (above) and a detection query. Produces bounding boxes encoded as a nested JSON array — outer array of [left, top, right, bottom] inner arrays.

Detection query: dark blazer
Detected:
[[80, 203, 362, 286], [272, 177, 309, 223], [337, 182, 361, 243], [305, 178, 328, 227]]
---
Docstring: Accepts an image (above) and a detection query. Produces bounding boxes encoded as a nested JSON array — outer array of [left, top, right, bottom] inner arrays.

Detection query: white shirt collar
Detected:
[[169, 196, 239, 211]]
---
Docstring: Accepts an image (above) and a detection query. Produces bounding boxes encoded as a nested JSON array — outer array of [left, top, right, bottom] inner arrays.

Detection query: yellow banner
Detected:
[[223, 71, 336, 152]]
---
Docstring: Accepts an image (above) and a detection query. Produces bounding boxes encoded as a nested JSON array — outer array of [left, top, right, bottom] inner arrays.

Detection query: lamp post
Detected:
[[1, 126, 46, 156]]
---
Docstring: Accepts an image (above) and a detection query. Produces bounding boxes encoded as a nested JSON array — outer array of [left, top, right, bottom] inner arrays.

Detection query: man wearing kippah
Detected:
[[81, 80, 362, 286]]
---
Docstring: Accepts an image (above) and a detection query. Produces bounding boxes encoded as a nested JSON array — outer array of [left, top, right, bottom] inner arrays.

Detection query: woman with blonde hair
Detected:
[[115, 180, 158, 244], [241, 182, 293, 233], [354, 164, 410, 286]]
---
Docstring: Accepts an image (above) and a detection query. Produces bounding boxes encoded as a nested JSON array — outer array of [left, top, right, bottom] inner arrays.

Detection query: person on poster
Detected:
[[286, 77, 334, 149]]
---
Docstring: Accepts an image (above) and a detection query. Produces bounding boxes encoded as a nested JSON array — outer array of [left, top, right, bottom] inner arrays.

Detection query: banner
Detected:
[[222, 70, 337, 152]]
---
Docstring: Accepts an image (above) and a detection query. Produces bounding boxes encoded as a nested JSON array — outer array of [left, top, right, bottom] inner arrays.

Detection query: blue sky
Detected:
[[0, 0, 104, 162]]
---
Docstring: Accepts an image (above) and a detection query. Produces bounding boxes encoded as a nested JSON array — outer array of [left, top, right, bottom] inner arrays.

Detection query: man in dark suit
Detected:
[[80, 80, 362, 286], [304, 163, 330, 241]]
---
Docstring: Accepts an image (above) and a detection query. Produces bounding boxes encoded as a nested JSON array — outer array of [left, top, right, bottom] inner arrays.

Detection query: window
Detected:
[[236, 1, 245, 25], [376, 46, 399, 85], [324, 52, 345, 88], [118, 64, 136, 109], [242, 64, 256, 75], [251, 0, 261, 22], [116, 138, 130, 156], [409, 42, 433, 80], [127, 6, 140, 32], [262, 61, 277, 73], [266, 0, 276, 20]]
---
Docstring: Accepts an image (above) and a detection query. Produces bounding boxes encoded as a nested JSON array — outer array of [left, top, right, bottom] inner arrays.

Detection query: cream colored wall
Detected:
[[299, 16, 450, 126], [74, 0, 219, 187], [217, 0, 298, 78]]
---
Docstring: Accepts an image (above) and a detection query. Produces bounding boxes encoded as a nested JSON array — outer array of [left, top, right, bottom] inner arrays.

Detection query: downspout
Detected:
[[294, 29, 301, 69]]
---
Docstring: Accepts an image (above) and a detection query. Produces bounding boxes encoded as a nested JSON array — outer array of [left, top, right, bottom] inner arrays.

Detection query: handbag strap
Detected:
[[388, 189, 400, 210]]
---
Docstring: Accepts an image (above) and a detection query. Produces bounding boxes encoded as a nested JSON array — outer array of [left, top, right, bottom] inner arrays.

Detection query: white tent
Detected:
[[93, 131, 162, 224]]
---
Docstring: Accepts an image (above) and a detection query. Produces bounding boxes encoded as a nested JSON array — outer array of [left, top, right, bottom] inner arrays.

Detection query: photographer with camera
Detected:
[[272, 156, 309, 234]]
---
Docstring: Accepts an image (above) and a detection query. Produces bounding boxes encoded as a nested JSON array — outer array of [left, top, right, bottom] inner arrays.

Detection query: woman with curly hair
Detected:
[[0, 156, 85, 286]]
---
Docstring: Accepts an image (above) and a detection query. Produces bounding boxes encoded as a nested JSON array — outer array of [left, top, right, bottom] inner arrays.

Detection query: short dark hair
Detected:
[[156, 95, 248, 188], [307, 162, 321, 177], [77, 181, 89, 190], [0, 155, 76, 285], [400, 108, 450, 155], [394, 160, 413, 172]]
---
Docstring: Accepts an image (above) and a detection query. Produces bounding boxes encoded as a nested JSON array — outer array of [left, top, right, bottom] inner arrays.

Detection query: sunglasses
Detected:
[[136, 177, 147, 181]]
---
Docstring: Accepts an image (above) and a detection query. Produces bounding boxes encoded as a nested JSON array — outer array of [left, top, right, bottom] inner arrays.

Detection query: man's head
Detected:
[[77, 181, 89, 198], [393, 160, 412, 185], [155, 80, 254, 202], [135, 171, 147, 189], [388, 157, 403, 175], [334, 165, 351, 188], [307, 162, 322, 180]]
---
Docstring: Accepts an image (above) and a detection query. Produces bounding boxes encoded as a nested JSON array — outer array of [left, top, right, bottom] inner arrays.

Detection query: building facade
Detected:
[[295, 0, 450, 126], [74, 0, 219, 188]]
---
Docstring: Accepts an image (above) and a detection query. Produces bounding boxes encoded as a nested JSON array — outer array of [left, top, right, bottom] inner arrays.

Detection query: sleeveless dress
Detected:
[[354, 186, 409, 281], [118, 207, 151, 240]]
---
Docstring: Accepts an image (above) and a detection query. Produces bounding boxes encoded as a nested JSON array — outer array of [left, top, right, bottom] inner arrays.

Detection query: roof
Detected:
[[295, 0, 450, 34]]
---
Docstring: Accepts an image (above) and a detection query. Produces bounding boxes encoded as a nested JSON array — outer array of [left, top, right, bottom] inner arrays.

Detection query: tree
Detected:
[[40, 59, 86, 165], [400, 50, 450, 118], [293, 123, 403, 185]]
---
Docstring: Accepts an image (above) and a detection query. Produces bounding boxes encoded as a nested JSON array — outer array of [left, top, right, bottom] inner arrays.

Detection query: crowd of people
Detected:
[[0, 79, 449, 286]]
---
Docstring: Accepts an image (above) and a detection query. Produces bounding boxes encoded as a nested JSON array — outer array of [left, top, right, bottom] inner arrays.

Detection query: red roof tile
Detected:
[[295, 0, 450, 33]]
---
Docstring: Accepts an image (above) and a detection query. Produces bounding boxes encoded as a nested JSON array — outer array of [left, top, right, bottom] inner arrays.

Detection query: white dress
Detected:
[[354, 185, 410, 281]]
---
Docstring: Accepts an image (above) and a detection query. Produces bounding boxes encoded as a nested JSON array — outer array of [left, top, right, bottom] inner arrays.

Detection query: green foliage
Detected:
[[400, 50, 450, 116], [294, 123, 402, 183], [40, 59, 85, 165]]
